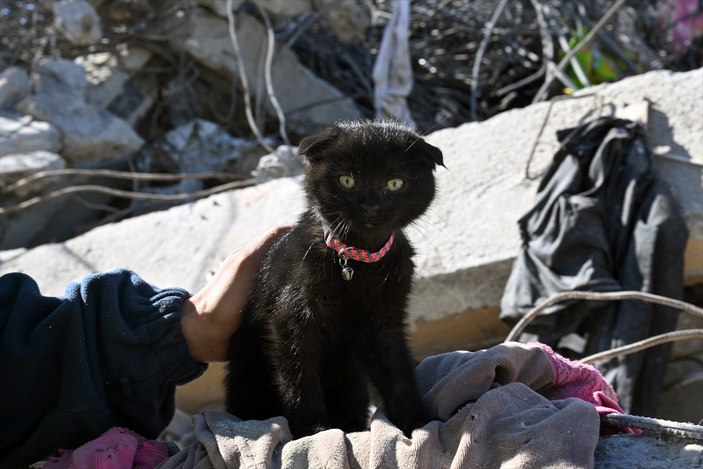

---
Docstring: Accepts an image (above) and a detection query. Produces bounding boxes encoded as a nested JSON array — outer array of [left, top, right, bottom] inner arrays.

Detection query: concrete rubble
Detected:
[[168, 7, 362, 134], [17, 59, 144, 163], [198, 0, 370, 43], [77, 48, 153, 108], [0, 112, 62, 157], [0, 67, 31, 109], [0, 151, 65, 194], [0, 2, 369, 250], [160, 119, 259, 175], [51, 0, 102, 46]]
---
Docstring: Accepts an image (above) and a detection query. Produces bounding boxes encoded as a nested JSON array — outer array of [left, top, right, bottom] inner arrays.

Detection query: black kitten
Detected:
[[225, 120, 443, 438]]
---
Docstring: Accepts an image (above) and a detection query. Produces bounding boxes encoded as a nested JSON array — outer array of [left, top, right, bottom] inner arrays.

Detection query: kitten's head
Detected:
[[299, 120, 443, 240]]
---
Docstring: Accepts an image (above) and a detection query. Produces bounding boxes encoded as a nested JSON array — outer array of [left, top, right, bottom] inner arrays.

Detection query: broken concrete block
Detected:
[[171, 8, 361, 134], [18, 94, 144, 162], [52, 0, 103, 46], [0, 67, 31, 110], [0, 112, 62, 157], [32, 58, 87, 98], [313, 0, 370, 44], [197, 0, 311, 18], [76, 47, 153, 108], [0, 151, 65, 195]]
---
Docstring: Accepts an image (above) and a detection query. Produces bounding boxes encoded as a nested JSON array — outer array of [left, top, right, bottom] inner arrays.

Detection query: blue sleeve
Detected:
[[0, 269, 207, 467]]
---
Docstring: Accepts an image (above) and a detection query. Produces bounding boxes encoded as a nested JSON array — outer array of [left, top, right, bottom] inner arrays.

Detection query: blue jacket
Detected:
[[0, 269, 207, 466]]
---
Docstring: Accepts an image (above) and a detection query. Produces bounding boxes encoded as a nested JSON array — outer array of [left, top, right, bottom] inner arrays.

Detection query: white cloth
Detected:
[[372, 0, 416, 126]]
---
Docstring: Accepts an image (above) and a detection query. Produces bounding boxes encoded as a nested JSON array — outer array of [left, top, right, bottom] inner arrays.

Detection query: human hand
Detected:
[[180, 224, 291, 362]]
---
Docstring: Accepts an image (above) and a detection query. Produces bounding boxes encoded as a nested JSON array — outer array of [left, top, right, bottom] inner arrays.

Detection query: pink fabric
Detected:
[[658, 0, 703, 57], [533, 342, 638, 434], [43, 427, 169, 469]]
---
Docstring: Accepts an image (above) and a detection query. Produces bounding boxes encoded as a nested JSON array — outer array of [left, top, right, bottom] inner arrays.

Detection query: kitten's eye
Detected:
[[386, 178, 404, 192], [338, 175, 356, 189]]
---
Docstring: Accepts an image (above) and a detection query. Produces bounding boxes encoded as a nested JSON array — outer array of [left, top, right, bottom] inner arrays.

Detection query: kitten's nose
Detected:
[[361, 193, 381, 214]]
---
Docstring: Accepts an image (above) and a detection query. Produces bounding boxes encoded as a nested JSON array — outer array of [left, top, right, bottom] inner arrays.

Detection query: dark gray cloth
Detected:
[[500, 116, 688, 415]]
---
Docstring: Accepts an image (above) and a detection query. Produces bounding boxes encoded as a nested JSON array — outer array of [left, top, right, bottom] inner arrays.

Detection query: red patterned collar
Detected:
[[322, 225, 395, 281], [322, 225, 395, 263]]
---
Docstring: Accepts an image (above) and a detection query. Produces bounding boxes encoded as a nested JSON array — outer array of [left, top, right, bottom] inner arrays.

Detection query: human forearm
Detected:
[[180, 224, 291, 362]]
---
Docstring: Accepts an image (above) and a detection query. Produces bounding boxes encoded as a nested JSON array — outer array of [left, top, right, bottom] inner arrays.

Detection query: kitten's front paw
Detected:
[[392, 412, 427, 439], [290, 422, 330, 439]]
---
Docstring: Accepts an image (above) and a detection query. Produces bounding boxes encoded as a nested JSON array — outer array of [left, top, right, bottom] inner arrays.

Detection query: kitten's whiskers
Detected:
[[408, 215, 444, 261]]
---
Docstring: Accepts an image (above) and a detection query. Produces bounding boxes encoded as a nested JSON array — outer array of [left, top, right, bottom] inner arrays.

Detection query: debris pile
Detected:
[[0, 0, 701, 249], [293, 0, 702, 127]]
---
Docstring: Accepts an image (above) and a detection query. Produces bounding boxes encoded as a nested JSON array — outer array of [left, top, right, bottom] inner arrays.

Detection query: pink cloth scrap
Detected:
[[532, 342, 638, 434], [43, 427, 169, 469], [658, 0, 703, 57]]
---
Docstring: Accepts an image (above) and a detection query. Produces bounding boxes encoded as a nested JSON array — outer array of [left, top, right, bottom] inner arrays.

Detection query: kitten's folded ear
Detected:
[[413, 139, 445, 169], [298, 127, 339, 161]]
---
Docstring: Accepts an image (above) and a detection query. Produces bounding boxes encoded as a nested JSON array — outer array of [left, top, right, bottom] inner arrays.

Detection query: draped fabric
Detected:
[[500, 116, 688, 415]]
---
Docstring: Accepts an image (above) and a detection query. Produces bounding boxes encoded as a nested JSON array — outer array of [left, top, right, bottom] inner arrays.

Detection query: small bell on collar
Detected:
[[341, 265, 354, 281], [338, 252, 354, 281]]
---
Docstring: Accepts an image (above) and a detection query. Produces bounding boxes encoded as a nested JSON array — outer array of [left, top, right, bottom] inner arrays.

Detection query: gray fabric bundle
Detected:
[[159, 343, 600, 468]]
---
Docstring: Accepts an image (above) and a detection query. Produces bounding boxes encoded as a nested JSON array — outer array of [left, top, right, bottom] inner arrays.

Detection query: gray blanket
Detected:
[[159, 343, 600, 468]]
